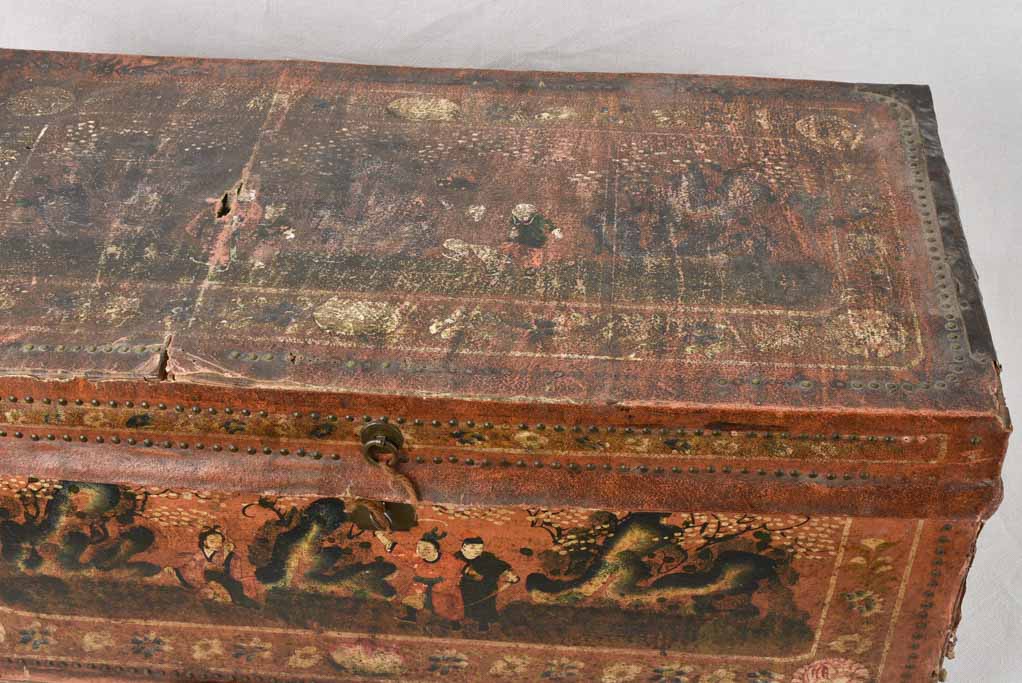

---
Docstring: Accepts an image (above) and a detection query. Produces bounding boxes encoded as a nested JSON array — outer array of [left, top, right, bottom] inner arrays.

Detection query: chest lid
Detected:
[[0, 49, 1008, 519]]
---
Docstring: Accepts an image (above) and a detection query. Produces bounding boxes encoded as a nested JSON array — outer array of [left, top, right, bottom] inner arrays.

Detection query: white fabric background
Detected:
[[1, 2, 1019, 679]]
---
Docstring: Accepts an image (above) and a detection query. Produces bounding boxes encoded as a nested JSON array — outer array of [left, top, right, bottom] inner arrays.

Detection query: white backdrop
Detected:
[[2, 2, 1019, 679]]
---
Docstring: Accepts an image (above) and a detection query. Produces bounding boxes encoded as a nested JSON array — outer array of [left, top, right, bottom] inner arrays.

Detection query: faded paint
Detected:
[[386, 96, 461, 121], [5, 85, 74, 116], [314, 297, 410, 338]]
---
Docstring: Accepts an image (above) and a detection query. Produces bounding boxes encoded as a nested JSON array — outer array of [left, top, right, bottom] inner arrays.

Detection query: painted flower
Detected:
[[191, 638, 225, 661], [746, 671, 784, 683], [233, 637, 272, 662], [791, 658, 871, 683], [130, 632, 169, 658], [489, 654, 532, 677], [844, 589, 884, 616], [794, 113, 864, 151], [650, 663, 698, 683], [703, 669, 738, 683], [330, 644, 405, 677], [82, 631, 115, 653], [859, 538, 889, 551], [542, 658, 585, 680], [428, 649, 469, 675], [18, 622, 56, 651], [601, 662, 642, 682], [288, 645, 322, 669], [828, 633, 873, 655], [514, 430, 550, 450]]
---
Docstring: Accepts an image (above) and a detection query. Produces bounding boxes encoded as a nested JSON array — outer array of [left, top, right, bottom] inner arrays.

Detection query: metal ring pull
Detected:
[[360, 421, 419, 502], [362, 436, 399, 466]]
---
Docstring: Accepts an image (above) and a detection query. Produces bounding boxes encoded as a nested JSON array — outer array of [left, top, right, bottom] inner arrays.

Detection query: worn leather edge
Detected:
[[939, 518, 985, 676], [0, 372, 1010, 520], [859, 83, 1010, 430]]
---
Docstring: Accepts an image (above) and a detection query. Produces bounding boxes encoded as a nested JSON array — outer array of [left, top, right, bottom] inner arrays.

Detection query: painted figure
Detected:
[[173, 525, 260, 607], [456, 536, 519, 631], [399, 528, 463, 624]]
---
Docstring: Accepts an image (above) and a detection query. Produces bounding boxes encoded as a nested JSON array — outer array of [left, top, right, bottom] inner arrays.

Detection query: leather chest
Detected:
[[0, 49, 1009, 682]]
